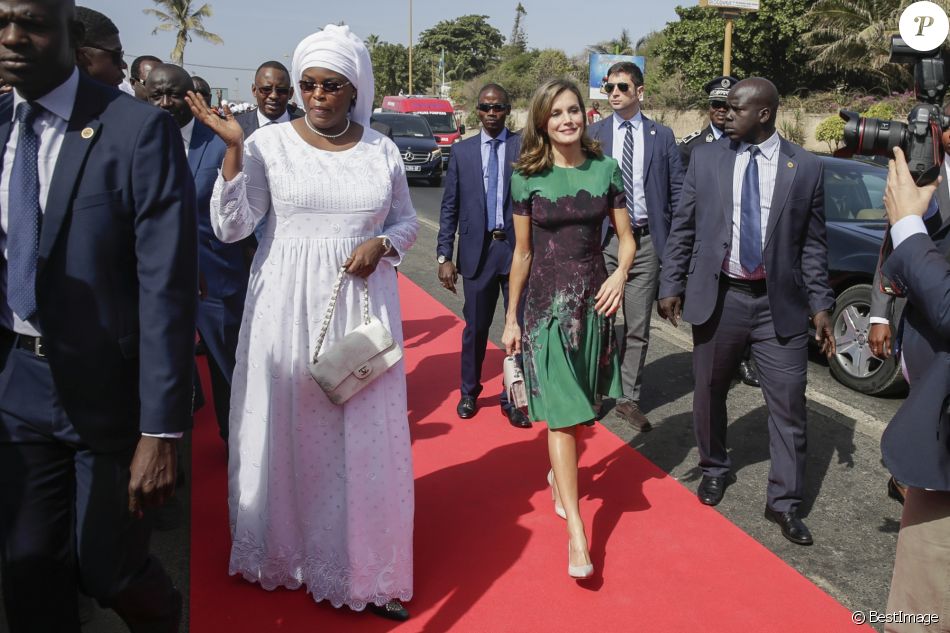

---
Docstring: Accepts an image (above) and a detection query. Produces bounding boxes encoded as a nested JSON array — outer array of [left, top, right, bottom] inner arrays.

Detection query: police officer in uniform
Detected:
[[677, 75, 760, 387]]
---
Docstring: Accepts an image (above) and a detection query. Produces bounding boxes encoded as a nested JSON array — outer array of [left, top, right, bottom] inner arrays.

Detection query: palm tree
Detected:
[[144, 0, 223, 66], [365, 34, 380, 54], [586, 29, 634, 56]]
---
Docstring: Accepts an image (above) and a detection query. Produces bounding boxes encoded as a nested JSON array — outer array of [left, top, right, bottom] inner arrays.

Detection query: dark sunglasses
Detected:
[[603, 82, 635, 94], [298, 78, 351, 94], [710, 101, 729, 111], [477, 103, 510, 113], [83, 44, 124, 66], [256, 85, 291, 96]]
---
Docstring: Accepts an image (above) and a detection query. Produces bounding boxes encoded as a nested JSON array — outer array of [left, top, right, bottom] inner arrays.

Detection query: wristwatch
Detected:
[[378, 235, 393, 254], [437, 254, 448, 264]]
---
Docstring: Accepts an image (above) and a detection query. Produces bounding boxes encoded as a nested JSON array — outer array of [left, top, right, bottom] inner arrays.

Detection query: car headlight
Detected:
[[430, 148, 442, 161], [453, 137, 461, 143]]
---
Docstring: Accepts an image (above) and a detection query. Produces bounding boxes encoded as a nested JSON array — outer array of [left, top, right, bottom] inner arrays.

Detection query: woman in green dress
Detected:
[[502, 79, 636, 579]]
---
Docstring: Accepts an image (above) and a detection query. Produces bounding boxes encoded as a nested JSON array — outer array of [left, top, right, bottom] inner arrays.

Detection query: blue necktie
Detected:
[[8, 102, 42, 321], [740, 146, 762, 274], [486, 138, 501, 229], [620, 120, 636, 221]]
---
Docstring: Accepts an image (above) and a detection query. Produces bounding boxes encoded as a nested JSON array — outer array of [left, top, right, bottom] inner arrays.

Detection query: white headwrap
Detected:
[[291, 24, 374, 127]]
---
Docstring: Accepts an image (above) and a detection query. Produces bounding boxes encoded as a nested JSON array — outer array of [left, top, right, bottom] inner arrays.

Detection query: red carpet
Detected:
[[190, 277, 866, 632]]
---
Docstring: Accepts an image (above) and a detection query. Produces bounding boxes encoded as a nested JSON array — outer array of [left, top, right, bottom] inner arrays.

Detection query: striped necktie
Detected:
[[620, 120, 635, 220]]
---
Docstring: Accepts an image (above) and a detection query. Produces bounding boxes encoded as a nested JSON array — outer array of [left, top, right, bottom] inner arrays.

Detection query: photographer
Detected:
[[880, 147, 950, 631]]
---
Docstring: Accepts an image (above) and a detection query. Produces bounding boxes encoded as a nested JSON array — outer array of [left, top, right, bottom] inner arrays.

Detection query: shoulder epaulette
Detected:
[[679, 130, 702, 144]]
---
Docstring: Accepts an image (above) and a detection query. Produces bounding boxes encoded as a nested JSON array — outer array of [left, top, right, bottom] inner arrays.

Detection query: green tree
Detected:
[[587, 29, 634, 56], [370, 41, 409, 103], [505, 3, 528, 57], [364, 34, 380, 54], [657, 0, 817, 97], [143, 0, 222, 66], [417, 15, 505, 81]]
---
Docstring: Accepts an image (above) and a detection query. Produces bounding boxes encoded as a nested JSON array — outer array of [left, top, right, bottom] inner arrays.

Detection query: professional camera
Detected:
[[839, 36, 949, 184]]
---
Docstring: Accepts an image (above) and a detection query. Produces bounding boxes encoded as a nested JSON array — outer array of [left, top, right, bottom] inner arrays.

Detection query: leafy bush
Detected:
[[815, 115, 845, 152]]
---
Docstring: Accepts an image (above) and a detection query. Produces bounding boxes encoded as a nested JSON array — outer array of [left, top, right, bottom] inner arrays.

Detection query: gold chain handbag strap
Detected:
[[311, 266, 371, 364]]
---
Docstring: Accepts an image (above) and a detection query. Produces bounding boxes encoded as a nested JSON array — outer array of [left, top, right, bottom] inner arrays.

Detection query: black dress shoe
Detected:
[[765, 507, 814, 545], [368, 599, 410, 622], [738, 359, 761, 387], [456, 395, 476, 419], [697, 475, 728, 506], [505, 407, 532, 428], [887, 476, 907, 505]]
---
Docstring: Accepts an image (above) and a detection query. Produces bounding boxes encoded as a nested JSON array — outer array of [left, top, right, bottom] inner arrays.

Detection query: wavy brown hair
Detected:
[[515, 79, 602, 176]]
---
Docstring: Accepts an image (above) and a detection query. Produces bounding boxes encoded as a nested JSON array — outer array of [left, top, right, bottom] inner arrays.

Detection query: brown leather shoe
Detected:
[[614, 400, 652, 432]]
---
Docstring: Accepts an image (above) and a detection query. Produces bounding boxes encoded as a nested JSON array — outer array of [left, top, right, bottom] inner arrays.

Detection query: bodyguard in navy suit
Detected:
[[146, 64, 246, 441], [437, 84, 530, 428], [233, 60, 303, 140], [0, 2, 196, 630], [659, 78, 835, 545], [876, 150, 950, 621], [588, 61, 684, 432]]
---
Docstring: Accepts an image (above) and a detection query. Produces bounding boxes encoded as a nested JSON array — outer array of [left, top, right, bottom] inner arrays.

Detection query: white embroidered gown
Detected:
[[210, 124, 418, 610]]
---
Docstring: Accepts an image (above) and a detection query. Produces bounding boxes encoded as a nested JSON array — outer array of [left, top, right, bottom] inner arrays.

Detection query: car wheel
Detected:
[[828, 284, 906, 396]]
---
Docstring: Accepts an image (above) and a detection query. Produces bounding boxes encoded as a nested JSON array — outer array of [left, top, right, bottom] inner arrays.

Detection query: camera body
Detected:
[[840, 36, 949, 184]]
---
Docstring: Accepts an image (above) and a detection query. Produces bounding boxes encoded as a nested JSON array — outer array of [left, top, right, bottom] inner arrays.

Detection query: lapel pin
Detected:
[[81, 127, 95, 139], [650, 129, 656, 135], [787, 161, 794, 168]]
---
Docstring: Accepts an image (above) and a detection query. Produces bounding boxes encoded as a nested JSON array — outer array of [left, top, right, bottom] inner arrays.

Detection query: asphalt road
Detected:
[[2, 181, 904, 632]]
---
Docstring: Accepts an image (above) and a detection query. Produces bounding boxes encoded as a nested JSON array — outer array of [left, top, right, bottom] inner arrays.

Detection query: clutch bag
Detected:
[[503, 354, 528, 410], [309, 267, 403, 405]]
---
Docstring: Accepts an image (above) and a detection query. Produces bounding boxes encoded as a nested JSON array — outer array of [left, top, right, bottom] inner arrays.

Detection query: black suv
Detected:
[[370, 112, 443, 186], [820, 155, 905, 396]]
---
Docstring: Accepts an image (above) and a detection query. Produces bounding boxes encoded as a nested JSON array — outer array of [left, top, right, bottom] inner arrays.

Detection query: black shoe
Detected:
[[456, 395, 476, 419], [738, 360, 760, 387], [697, 475, 728, 506], [505, 407, 532, 429], [765, 507, 814, 545], [368, 599, 410, 622], [887, 476, 907, 505]]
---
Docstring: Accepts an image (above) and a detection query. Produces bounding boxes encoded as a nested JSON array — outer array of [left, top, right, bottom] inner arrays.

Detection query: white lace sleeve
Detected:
[[379, 140, 418, 265], [210, 140, 270, 243]]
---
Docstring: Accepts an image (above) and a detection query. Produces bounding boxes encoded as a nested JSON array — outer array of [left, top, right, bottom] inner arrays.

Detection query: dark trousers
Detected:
[[196, 291, 244, 440], [0, 345, 181, 633], [461, 237, 515, 410], [691, 280, 809, 512]]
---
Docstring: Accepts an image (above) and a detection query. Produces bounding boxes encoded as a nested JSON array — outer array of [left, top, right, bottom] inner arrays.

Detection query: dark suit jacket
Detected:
[[587, 112, 685, 257], [659, 136, 835, 337], [189, 120, 246, 299], [881, 232, 950, 490], [234, 104, 303, 138], [0, 74, 198, 451], [437, 130, 522, 279], [871, 162, 950, 321]]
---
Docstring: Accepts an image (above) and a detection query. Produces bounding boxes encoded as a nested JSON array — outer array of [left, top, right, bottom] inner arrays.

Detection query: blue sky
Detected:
[[88, 0, 682, 101]]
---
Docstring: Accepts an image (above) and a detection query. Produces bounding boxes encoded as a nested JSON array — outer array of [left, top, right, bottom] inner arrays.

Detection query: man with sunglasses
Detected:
[[437, 83, 530, 428], [588, 61, 685, 433], [74, 6, 125, 87], [234, 61, 302, 139]]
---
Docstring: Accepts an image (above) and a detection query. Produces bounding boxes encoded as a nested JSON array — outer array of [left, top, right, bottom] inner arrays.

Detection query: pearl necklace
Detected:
[[305, 115, 351, 139]]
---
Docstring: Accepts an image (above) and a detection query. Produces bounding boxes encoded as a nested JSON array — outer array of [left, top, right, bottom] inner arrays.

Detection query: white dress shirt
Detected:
[[710, 124, 724, 140], [257, 108, 291, 128], [0, 68, 78, 337], [180, 117, 195, 156], [480, 127, 507, 230], [610, 111, 648, 226], [725, 130, 781, 279]]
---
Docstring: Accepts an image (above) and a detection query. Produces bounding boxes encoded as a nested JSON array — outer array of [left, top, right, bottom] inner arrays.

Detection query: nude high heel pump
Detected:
[[546, 469, 567, 519], [568, 541, 594, 579]]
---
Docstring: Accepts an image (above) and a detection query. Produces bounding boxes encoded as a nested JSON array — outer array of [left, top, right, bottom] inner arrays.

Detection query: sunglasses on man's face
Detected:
[[477, 103, 510, 113], [298, 78, 352, 94], [256, 85, 290, 97], [710, 101, 729, 111], [83, 44, 124, 66], [603, 82, 635, 94]]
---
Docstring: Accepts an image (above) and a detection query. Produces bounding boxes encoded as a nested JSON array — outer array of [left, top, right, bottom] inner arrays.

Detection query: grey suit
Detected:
[[234, 104, 302, 138], [660, 135, 834, 512]]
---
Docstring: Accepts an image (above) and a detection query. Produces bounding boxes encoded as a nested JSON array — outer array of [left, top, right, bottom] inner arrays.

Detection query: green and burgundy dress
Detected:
[[511, 155, 625, 428]]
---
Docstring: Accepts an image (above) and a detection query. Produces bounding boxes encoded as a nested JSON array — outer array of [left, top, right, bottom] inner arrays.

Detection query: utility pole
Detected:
[[698, 0, 758, 76], [408, 0, 413, 94]]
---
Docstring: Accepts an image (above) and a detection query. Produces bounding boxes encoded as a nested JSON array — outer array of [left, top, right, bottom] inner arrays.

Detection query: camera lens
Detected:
[[840, 110, 907, 157]]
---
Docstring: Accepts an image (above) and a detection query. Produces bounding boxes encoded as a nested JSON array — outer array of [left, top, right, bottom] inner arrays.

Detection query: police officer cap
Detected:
[[705, 76, 739, 101]]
